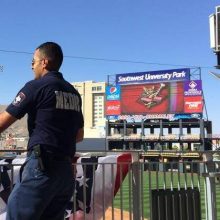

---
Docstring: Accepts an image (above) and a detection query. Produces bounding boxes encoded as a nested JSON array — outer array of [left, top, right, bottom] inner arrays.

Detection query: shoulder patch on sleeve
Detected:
[[12, 92, 26, 106]]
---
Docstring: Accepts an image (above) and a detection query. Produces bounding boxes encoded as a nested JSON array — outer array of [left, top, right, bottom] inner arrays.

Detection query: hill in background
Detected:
[[0, 105, 28, 136], [0, 105, 105, 151]]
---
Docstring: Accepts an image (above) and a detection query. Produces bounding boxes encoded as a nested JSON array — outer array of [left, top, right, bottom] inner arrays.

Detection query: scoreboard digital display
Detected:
[[105, 69, 203, 118]]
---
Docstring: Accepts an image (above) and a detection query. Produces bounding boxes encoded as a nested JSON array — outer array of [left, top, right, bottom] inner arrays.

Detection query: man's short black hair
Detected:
[[37, 42, 63, 71]]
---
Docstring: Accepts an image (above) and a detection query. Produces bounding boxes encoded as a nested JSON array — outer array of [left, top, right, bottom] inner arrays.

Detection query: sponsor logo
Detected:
[[106, 86, 121, 101], [189, 81, 197, 89], [191, 113, 201, 118], [106, 115, 119, 120], [110, 87, 117, 94], [184, 90, 202, 96], [105, 100, 121, 115], [184, 96, 203, 113], [107, 105, 120, 111], [184, 80, 202, 96], [185, 101, 201, 109], [118, 75, 145, 83]]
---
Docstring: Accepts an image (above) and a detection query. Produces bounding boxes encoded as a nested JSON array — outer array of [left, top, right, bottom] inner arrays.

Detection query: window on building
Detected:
[[97, 86, 102, 91], [92, 87, 96, 91]]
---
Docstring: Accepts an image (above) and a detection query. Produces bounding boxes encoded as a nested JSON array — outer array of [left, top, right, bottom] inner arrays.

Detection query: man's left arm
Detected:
[[0, 111, 17, 133], [76, 127, 84, 143]]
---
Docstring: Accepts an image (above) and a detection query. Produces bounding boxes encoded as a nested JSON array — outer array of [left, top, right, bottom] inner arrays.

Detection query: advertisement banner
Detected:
[[106, 86, 121, 100], [106, 115, 119, 120], [105, 100, 121, 116], [184, 80, 202, 96], [106, 113, 202, 121], [120, 82, 184, 115], [184, 96, 203, 113], [171, 113, 202, 120], [116, 68, 190, 85]]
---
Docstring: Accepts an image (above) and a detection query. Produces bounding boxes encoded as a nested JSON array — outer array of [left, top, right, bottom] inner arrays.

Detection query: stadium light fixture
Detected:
[[209, 5, 220, 69], [209, 71, 220, 79]]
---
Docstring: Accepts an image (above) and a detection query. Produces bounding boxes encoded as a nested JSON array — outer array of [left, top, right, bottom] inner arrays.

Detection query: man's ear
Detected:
[[42, 59, 49, 68]]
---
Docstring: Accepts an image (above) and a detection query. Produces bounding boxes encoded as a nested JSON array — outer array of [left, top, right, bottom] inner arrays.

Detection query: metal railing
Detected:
[[1, 151, 220, 220]]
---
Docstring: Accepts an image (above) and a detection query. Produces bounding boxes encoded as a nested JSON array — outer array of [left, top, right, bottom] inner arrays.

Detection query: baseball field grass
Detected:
[[113, 170, 220, 220]]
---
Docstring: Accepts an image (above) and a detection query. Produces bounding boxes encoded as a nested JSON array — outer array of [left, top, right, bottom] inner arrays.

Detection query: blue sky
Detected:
[[0, 0, 220, 133]]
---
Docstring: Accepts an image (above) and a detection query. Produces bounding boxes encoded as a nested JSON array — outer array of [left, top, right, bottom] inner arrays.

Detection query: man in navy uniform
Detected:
[[0, 42, 84, 220]]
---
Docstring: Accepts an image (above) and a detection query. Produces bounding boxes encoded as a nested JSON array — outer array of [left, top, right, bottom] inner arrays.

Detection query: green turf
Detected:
[[113, 168, 220, 220]]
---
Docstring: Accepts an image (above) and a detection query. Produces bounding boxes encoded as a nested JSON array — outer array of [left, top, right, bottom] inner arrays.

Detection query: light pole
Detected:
[[209, 71, 220, 79]]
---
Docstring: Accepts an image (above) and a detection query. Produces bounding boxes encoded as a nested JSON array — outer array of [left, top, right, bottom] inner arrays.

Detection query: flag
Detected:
[[66, 153, 132, 220], [0, 158, 26, 217], [0, 154, 132, 220], [0, 159, 13, 215]]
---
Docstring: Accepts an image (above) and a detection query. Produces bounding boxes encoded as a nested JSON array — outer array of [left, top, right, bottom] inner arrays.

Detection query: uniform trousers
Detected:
[[6, 151, 74, 220]]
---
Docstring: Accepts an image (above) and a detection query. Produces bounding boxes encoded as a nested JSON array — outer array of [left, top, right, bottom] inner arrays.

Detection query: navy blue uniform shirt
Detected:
[[6, 71, 84, 157]]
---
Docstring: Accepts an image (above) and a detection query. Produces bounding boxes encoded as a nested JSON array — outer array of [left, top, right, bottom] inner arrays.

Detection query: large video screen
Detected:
[[105, 69, 203, 117], [121, 82, 184, 114]]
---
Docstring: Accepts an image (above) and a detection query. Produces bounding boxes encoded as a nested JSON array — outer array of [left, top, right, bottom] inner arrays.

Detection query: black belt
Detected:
[[20, 147, 71, 180], [47, 154, 71, 162], [28, 145, 71, 162]]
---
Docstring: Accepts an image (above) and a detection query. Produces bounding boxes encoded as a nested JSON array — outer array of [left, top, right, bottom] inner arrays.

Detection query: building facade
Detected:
[[71, 81, 106, 137]]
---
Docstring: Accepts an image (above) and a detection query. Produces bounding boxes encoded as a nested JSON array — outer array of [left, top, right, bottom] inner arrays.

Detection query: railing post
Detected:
[[203, 152, 217, 220], [132, 161, 141, 220]]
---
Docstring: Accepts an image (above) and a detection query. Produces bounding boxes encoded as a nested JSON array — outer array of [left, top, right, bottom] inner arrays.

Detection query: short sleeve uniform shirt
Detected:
[[6, 71, 84, 156]]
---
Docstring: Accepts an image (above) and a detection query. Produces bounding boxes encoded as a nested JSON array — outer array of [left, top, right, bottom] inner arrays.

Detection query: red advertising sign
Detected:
[[120, 82, 184, 114], [184, 96, 203, 113], [105, 100, 121, 115]]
